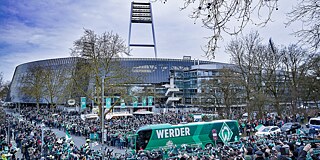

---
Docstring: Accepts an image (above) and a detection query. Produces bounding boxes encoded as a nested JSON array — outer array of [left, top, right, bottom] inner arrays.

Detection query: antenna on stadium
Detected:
[[128, 1, 157, 58]]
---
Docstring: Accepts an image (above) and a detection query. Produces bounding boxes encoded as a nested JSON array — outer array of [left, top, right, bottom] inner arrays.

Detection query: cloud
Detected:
[[0, 0, 302, 81]]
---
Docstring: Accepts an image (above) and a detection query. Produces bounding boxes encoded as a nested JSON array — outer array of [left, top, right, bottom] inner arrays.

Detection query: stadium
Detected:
[[7, 2, 241, 112], [8, 56, 234, 111]]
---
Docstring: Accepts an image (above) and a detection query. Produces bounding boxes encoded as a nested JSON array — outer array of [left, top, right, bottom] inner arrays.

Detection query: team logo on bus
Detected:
[[218, 122, 233, 144]]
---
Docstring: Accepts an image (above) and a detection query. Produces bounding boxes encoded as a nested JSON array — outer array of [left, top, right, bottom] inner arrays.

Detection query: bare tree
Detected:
[[0, 73, 3, 90], [286, 0, 320, 51], [227, 31, 268, 119], [70, 29, 139, 119], [42, 66, 69, 110], [154, 0, 278, 58], [250, 42, 270, 119], [280, 44, 311, 113], [299, 72, 315, 109], [262, 39, 287, 115], [0, 73, 10, 101], [196, 79, 221, 111], [308, 54, 320, 107], [208, 67, 243, 118], [0, 73, 4, 101], [0, 82, 10, 101], [20, 65, 45, 111], [299, 54, 320, 108]]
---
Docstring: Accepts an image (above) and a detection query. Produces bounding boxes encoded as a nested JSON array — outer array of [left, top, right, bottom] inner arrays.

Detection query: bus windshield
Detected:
[[136, 129, 152, 150]]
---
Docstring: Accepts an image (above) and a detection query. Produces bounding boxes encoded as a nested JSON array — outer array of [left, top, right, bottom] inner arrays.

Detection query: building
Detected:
[[8, 57, 224, 110], [9, 55, 311, 115], [169, 62, 246, 113]]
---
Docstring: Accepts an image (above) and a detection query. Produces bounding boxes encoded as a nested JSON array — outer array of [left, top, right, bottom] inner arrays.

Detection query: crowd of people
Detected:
[[34, 107, 194, 149], [0, 106, 320, 160]]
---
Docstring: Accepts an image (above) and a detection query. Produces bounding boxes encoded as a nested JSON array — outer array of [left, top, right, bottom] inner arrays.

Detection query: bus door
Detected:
[[127, 134, 137, 151], [136, 129, 152, 151]]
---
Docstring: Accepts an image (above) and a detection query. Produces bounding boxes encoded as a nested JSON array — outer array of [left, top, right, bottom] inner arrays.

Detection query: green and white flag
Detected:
[[66, 129, 72, 141], [255, 124, 264, 131], [296, 128, 301, 135]]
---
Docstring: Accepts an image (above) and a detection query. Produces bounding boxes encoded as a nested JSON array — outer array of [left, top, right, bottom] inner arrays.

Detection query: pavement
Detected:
[[49, 127, 125, 153], [3, 108, 126, 159]]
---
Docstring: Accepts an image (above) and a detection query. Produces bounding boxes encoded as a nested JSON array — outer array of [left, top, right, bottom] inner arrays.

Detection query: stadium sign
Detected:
[[212, 129, 218, 140]]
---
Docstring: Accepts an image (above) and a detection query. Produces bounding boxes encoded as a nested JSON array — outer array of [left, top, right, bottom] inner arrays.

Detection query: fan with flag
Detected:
[[65, 129, 72, 141]]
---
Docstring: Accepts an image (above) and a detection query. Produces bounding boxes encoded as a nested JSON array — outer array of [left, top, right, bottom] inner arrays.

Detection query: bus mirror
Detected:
[[306, 124, 309, 128]]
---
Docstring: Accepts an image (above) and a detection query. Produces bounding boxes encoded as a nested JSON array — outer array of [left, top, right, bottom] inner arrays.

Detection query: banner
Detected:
[[81, 97, 86, 109], [90, 133, 99, 141], [132, 96, 138, 107], [148, 96, 153, 106], [121, 99, 126, 108], [142, 97, 147, 106], [106, 97, 111, 109]]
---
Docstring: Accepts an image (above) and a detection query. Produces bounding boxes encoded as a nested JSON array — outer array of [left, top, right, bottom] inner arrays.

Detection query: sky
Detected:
[[0, 0, 301, 81]]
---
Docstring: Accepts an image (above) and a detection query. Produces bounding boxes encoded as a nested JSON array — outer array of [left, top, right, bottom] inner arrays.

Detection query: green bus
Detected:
[[132, 119, 240, 151]]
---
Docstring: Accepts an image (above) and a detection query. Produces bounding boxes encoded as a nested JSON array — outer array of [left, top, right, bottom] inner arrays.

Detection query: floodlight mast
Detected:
[[128, 2, 157, 58]]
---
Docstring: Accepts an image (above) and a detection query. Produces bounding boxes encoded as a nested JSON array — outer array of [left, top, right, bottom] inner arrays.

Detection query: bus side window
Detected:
[[137, 129, 152, 150]]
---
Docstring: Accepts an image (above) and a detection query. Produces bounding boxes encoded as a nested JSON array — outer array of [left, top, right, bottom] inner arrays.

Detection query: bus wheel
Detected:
[[205, 143, 213, 148], [217, 142, 224, 147]]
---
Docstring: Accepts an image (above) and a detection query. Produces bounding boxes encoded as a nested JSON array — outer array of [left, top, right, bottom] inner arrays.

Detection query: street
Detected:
[[4, 108, 125, 159]]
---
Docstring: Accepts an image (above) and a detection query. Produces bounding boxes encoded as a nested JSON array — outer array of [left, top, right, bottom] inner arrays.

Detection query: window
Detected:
[[310, 120, 320, 125], [136, 129, 152, 150]]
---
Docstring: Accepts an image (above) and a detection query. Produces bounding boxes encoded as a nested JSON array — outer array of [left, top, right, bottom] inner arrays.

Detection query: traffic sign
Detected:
[[212, 129, 218, 140], [218, 122, 233, 144]]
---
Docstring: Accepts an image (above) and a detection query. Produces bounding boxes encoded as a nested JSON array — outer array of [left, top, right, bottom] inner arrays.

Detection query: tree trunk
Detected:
[[36, 98, 40, 112], [274, 99, 281, 117]]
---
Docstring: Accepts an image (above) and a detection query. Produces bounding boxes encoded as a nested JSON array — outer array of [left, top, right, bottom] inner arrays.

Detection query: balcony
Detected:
[[165, 88, 180, 96], [165, 97, 181, 105]]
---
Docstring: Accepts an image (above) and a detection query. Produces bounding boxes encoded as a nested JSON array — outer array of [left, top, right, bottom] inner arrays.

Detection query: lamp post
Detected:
[[41, 123, 45, 157], [101, 76, 105, 158], [7, 120, 10, 144], [92, 85, 95, 112]]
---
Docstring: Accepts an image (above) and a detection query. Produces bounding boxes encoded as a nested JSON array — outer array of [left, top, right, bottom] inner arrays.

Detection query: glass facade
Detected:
[[8, 57, 212, 105], [170, 63, 240, 106]]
